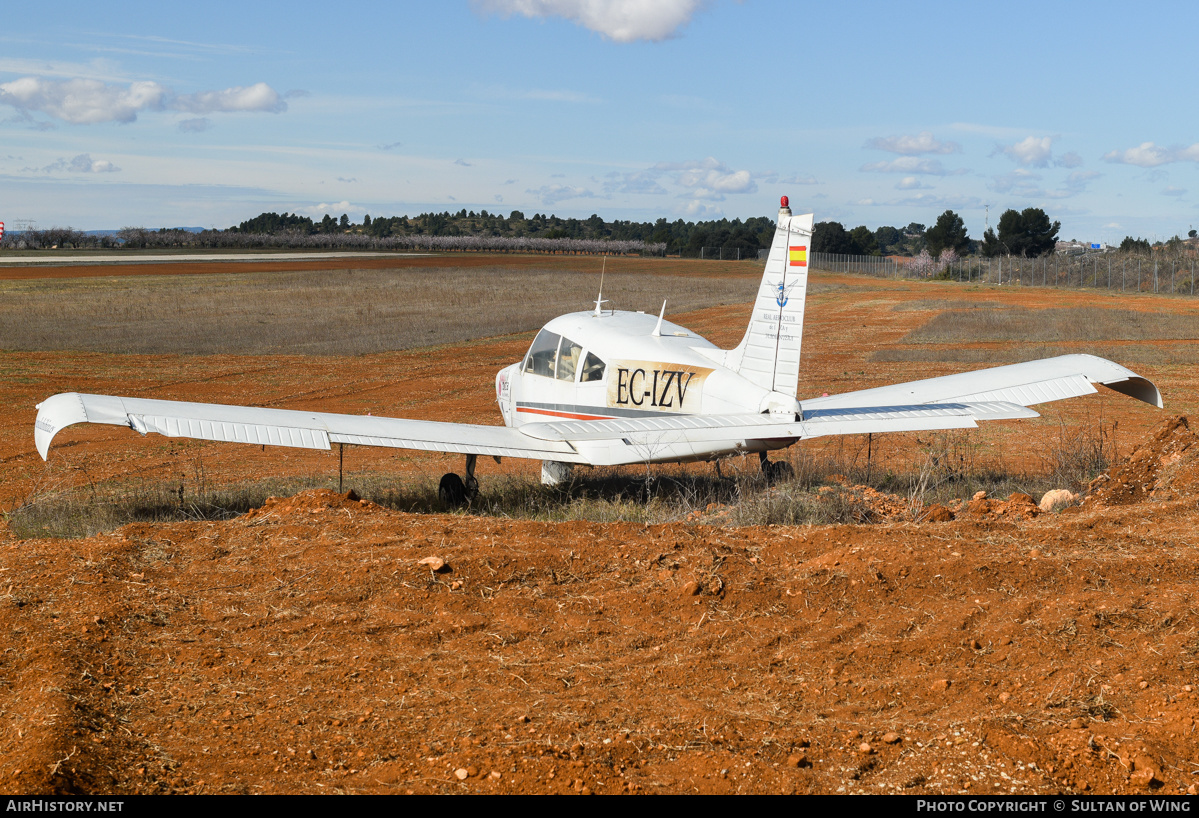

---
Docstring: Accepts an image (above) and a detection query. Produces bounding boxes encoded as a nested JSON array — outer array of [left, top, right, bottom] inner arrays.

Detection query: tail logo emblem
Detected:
[[774, 278, 800, 308]]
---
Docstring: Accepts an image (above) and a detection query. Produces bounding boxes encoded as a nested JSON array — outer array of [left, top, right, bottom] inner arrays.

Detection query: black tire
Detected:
[[762, 459, 793, 484], [439, 473, 467, 507]]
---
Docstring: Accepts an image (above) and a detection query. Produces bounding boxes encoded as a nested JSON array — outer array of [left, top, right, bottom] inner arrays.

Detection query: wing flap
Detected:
[[131, 414, 331, 450]]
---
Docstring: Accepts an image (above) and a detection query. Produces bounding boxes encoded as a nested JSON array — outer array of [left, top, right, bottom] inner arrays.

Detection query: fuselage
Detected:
[[495, 308, 800, 434]]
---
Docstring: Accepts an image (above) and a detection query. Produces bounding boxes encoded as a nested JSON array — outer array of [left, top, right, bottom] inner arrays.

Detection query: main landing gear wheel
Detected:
[[439, 454, 481, 508], [439, 473, 467, 507], [759, 452, 793, 484]]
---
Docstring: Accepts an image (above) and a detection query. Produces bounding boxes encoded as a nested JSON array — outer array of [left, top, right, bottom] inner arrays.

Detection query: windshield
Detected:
[[523, 330, 560, 377]]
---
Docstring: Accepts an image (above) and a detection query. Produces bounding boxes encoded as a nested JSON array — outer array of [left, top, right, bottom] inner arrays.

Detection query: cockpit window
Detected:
[[556, 337, 583, 382], [524, 330, 560, 377], [580, 351, 606, 383], [524, 330, 599, 383]]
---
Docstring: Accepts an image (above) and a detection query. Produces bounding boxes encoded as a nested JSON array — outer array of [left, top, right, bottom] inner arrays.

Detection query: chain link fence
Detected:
[[675, 246, 758, 260], [809, 252, 1199, 295]]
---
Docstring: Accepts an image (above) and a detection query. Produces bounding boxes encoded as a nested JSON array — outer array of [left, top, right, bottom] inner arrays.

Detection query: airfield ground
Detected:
[[1, 253, 1198, 795]]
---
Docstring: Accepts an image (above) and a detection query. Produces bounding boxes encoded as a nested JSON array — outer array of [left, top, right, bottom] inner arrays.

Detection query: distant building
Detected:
[[1055, 240, 1111, 256]]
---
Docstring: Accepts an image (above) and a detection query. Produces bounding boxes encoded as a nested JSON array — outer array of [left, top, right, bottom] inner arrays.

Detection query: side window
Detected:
[[580, 352, 606, 383], [556, 337, 583, 382], [523, 330, 561, 378]]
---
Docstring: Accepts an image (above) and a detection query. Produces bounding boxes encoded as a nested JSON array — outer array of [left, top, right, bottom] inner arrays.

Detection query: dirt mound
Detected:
[[1085, 416, 1198, 507], [950, 491, 1042, 521], [822, 476, 912, 521], [241, 488, 381, 521]]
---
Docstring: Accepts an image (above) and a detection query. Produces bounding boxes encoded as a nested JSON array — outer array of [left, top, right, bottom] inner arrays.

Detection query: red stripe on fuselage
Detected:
[[516, 407, 614, 421]]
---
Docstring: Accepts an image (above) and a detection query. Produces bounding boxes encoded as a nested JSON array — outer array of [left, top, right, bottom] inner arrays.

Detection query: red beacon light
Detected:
[[780, 195, 789, 208]]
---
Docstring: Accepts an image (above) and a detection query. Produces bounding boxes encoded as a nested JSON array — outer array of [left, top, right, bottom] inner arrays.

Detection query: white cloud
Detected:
[[69, 154, 119, 173], [865, 131, 960, 155], [454, 158, 473, 167], [0, 76, 285, 124], [526, 184, 598, 205], [297, 201, 361, 218], [1057, 151, 1083, 168], [603, 170, 667, 195], [178, 117, 211, 132], [173, 82, 285, 115], [474, 0, 706, 42], [0, 77, 166, 124], [656, 157, 757, 198], [895, 177, 931, 190], [996, 136, 1055, 168], [1162, 186, 1187, 197], [860, 157, 956, 175], [26, 153, 121, 173], [1103, 141, 1199, 167], [679, 199, 722, 218]]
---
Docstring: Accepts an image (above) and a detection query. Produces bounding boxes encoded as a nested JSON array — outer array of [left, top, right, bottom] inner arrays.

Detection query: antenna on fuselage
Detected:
[[652, 299, 666, 336], [594, 256, 608, 316]]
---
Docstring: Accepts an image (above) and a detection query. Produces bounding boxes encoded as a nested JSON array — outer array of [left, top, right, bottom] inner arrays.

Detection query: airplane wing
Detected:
[[34, 392, 587, 463], [801, 354, 1162, 414], [33, 355, 1159, 467], [33, 392, 1034, 467]]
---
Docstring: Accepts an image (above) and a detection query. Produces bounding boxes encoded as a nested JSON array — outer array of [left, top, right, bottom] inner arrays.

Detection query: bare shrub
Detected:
[[1043, 420, 1114, 491]]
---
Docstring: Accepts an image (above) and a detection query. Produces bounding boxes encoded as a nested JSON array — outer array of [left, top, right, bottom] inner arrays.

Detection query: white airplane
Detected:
[[34, 196, 1162, 503]]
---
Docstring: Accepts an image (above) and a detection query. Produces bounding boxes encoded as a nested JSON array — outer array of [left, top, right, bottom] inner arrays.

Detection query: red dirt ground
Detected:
[[2, 258, 1198, 795]]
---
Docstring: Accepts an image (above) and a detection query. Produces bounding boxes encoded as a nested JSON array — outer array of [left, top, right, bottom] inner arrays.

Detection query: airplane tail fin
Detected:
[[723, 197, 814, 399]]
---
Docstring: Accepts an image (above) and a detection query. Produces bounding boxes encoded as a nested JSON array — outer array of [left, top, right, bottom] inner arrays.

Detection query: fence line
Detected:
[[808, 252, 1198, 295]]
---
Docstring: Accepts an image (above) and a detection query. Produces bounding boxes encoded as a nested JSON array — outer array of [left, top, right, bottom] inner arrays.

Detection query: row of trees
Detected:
[[813, 208, 1064, 259], [228, 208, 776, 258], [5, 206, 1187, 260]]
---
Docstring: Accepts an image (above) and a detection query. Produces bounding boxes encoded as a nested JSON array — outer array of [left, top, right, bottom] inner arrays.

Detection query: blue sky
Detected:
[[3, 0, 1198, 243]]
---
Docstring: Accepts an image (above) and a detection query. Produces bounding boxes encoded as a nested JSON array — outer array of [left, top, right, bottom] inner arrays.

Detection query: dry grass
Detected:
[[0, 266, 758, 356], [7, 432, 1097, 538], [872, 343, 1199, 366], [873, 304, 1199, 365], [903, 305, 1199, 344]]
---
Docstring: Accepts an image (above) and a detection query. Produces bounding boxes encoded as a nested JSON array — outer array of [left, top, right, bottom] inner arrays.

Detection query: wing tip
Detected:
[[34, 392, 88, 461]]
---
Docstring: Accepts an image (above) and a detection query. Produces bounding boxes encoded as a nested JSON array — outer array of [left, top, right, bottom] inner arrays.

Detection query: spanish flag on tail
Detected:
[[788, 245, 808, 267]]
